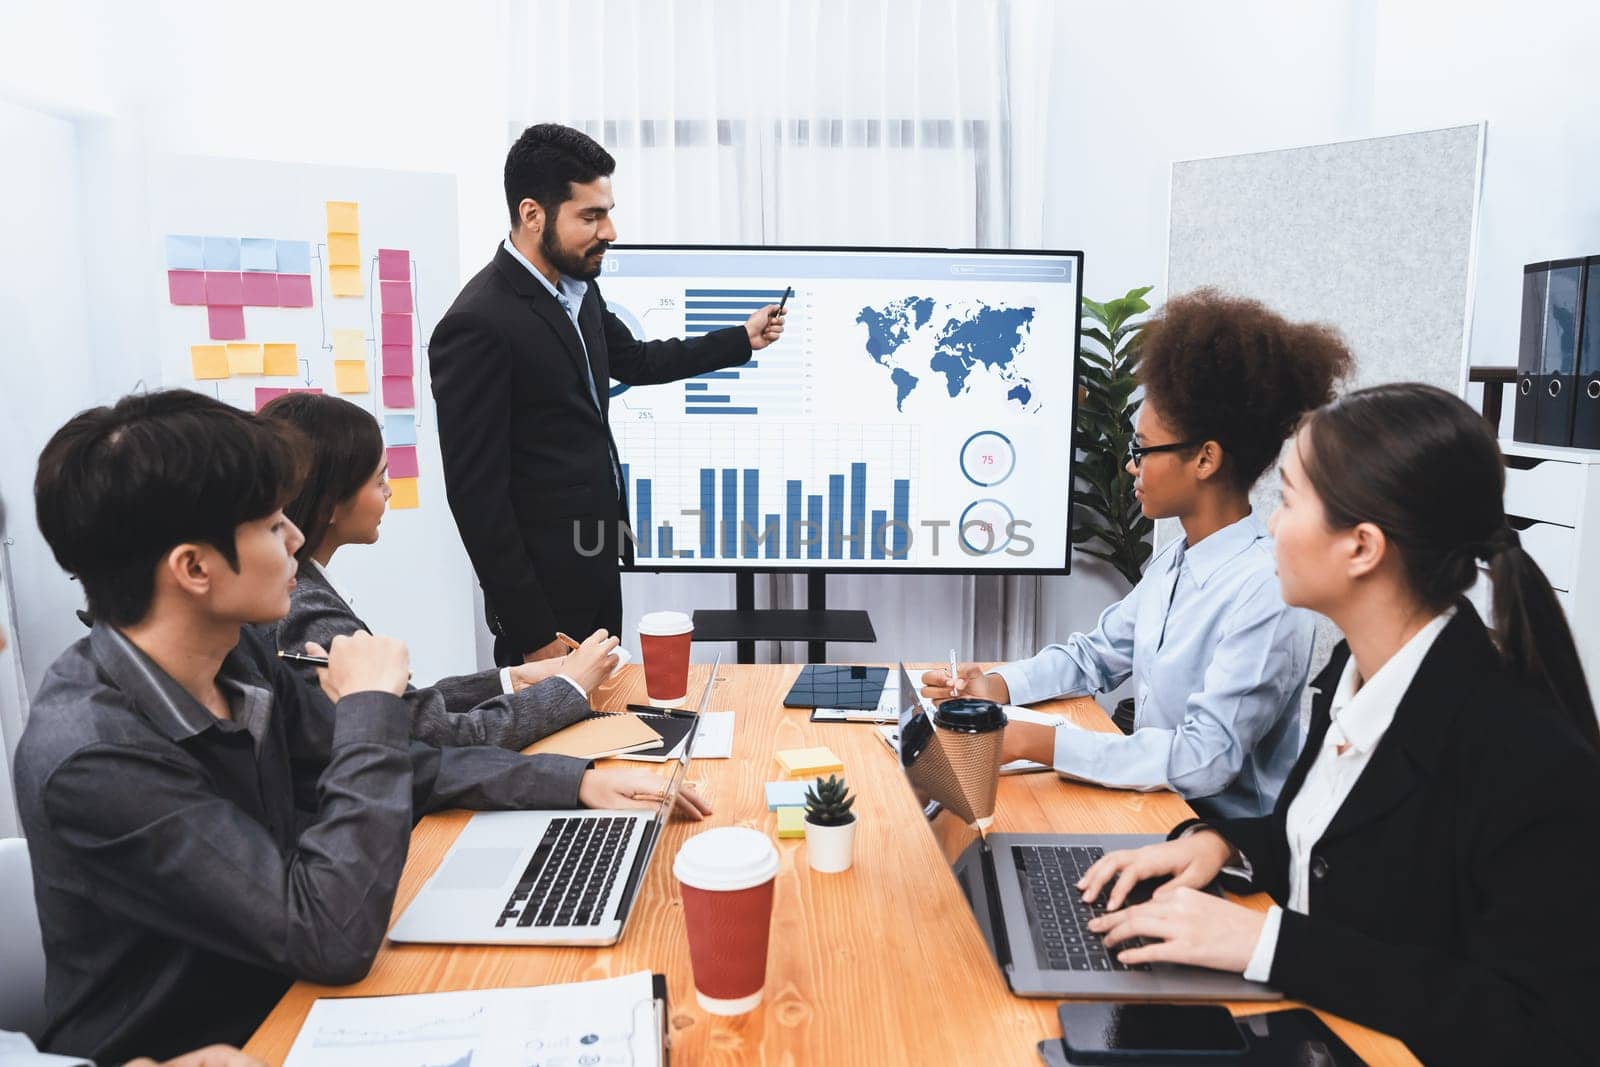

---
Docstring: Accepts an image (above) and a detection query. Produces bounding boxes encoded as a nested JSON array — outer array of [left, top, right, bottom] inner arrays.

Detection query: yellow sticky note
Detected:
[[262, 343, 298, 377], [328, 265, 363, 297], [190, 345, 229, 380], [334, 359, 369, 394], [331, 328, 365, 361], [775, 746, 844, 778], [776, 807, 806, 839], [388, 476, 419, 510], [325, 200, 359, 234], [326, 233, 361, 268], [226, 343, 264, 375]]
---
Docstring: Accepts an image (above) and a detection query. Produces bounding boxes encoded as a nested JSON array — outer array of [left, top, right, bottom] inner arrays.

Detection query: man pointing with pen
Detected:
[[431, 124, 786, 667]]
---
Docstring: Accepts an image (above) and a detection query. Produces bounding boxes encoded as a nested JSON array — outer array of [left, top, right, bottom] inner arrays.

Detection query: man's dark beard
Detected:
[[540, 224, 608, 281]]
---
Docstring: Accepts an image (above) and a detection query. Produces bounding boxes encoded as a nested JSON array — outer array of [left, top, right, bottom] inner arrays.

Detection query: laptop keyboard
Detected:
[[497, 816, 634, 929], [1012, 845, 1153, 973]]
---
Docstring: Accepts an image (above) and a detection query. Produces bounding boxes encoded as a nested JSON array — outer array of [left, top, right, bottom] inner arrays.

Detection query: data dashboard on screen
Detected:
[[600, 246, 1082, 573]]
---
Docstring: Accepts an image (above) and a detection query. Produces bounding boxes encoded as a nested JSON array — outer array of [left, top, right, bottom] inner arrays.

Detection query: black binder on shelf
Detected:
[[1515, 261, 1549, 443], [1537, 257, 1585, 445], [1574, 253, 1600, 450]]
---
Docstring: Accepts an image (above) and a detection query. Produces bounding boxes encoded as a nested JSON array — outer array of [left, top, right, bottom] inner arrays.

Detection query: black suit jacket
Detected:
[[430, 245, 751, 657], [1205, 604, 1600, 1064]]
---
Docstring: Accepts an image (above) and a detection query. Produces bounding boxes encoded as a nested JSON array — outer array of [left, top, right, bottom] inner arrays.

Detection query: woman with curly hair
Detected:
[[924, 290, 1352, 819]]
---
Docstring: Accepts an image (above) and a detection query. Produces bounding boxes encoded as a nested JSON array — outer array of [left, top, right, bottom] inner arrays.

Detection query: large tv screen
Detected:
[[600, 245, 1083, 574]]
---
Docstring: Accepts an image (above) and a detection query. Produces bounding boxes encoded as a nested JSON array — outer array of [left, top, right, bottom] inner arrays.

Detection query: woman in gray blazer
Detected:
[[259, 393, 618, 749]]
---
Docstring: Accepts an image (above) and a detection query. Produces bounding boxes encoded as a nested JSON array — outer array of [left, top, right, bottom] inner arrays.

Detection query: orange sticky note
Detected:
[[190, 345, 229, 380], [334, 359, 369, 394], [327, 233, 361, 268], [226, 343, 264, 375], [262, 343, 298, 376], [328, 265, 363, 297], [325, 200, 359, 234], [388, 476, 419, 510]]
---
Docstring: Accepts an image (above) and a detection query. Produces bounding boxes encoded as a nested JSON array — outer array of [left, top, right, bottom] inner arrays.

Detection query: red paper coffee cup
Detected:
[[673, 826, 780, 1015], [639, 610, 693, 707]]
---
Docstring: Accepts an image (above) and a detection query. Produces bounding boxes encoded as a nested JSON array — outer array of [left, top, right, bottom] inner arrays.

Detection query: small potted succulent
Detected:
[[803, 775, 857, 873]]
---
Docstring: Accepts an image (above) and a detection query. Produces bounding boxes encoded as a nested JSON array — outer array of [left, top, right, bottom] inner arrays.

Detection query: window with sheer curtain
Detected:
[[506, 0, 1067, 663]]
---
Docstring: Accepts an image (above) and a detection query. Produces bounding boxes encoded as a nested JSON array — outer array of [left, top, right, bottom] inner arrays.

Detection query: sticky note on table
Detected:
[[765, 779, 820, 810], [190, 345, 229, 380], [328, 265, 363, 297], [774, 747, 844, 778], [276, 241, 312, 275], [381, 313, 412, 347], [168, 270, 206, 305], [334, 360, 369, 394], [277, 274, 313, 307], [377, 248, 410, 281], [383, 415, 417, 446], [205, 271, 244, 306], [776, 807, 806, 838], [381, 375, 415, 408], [226, 343, 264, 375], [380, 280, 413, 314], [203, 236, 241, 270], [326, 233, 361, 268], [240, 238, 277, 272], [331, 328, 365, 361], [240, 272, 278, 306], [386, 445, 419, 479], [381, 343, 411, 375], [388, 476, 419, 510], [325, 201, 359, 234], [165, 234, 204, 269], [262, 343, 298, 376], [207, 304, 246, 340]]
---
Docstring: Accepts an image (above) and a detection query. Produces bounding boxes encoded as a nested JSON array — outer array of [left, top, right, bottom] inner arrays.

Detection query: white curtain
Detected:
[[508, 0, 1097, 664]]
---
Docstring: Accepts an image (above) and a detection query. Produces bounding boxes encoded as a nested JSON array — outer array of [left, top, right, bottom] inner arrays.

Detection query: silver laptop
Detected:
[[894, 684, 1280, 1000], [388, 655, 717, 946]]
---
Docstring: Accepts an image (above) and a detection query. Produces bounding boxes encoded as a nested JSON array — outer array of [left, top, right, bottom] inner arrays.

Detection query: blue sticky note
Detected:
[[202, 236, 241, 270], [165, 234, 204, 269], [276, 240, 312, 275], [383, 415, 418, 447], [765, 779, 818, 810], [240, 238, 277, 272]]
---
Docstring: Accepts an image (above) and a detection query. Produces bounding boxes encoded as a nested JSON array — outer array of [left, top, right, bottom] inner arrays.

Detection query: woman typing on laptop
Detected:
[[1079, 385, 1600, 1064], [924, 292, 1351, 819]]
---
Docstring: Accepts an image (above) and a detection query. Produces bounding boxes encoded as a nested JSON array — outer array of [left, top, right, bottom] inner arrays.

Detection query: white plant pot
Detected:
[[804, 817, 856, 873]]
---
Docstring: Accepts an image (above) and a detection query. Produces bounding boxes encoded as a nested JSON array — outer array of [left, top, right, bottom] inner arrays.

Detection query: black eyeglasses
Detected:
[[1128, 439, 1204, 466]]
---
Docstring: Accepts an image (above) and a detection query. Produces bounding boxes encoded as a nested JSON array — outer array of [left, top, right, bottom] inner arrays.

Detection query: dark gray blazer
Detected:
[[262, 560, 589, 749]]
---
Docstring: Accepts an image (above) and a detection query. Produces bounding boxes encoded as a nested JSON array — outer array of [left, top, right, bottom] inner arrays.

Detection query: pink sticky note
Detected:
[[277, 274, 314, 307], [386, 445, 419, 479], [205, 271, 244, 306], [381, 313, 412, 347], [208, 304, 246, 340], [254, 387, 289, 411], [381, 343, 411, 375], [381, 375, 415, 408], [241, 272, 279, 307], [168, 270, 207, 305], [380, 280, 413, 314], [378, 249, 410, 281], [293, 387, 324, 396]]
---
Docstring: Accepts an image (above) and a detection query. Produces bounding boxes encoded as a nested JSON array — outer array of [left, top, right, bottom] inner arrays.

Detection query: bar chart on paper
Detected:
[[618, 421, 918, 563]]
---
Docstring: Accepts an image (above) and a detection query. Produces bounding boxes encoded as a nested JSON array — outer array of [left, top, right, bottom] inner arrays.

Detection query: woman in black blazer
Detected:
[[1080, 384, 1600, 1065]]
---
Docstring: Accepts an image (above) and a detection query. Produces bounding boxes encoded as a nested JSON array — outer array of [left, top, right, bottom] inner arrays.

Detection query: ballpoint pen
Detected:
[[949, 648, 960, 696], [276, 650, 414, 678]]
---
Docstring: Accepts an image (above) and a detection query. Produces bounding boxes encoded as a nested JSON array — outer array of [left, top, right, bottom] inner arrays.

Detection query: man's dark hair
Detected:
[[504, 123, 615, 227], [259, 392, 384, 563], [34, 389, 301, 626]]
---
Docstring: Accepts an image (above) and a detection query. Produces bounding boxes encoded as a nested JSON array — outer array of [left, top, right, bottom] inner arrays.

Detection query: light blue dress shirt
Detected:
[[992, 513, 1313, 819]]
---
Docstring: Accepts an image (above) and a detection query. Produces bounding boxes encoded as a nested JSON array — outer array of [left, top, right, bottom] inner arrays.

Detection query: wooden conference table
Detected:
[[246, 664, 1416, 1064]]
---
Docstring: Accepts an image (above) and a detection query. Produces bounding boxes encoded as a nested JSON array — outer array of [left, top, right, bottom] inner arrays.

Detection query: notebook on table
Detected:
[[612, 652, 722, 762], [524, 712, 663, 760]]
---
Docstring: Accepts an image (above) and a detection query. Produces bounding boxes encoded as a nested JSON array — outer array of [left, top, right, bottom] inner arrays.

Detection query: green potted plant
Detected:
[[803, 775, 857, 873], [1074, 286, 1157, 586]]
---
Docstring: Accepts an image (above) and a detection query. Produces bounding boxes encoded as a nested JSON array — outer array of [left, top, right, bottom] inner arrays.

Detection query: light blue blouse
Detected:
[[993, 513, 1313, 819]]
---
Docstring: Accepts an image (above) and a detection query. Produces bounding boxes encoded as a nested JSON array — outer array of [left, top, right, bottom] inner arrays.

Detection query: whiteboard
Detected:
[[148, 155, 476, 685]]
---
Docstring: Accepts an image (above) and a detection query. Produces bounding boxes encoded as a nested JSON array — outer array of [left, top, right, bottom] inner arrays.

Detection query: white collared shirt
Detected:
[[1242, 607, 1455, 981]]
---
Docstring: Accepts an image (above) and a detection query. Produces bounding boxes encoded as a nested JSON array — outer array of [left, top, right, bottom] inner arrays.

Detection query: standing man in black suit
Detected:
[[431, 124, 785, 666]]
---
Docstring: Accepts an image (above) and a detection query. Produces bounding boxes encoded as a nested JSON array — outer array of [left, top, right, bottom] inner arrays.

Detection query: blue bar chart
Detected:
[[679, 287, 812, 418]]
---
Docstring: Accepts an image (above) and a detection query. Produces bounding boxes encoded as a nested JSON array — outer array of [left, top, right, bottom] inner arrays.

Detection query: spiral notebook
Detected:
[[524, 712, 663, 760]]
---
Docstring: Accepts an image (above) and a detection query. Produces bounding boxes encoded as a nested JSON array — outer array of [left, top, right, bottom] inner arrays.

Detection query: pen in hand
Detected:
[[949, 648, 960, 697], [277, 649, 412, 678]]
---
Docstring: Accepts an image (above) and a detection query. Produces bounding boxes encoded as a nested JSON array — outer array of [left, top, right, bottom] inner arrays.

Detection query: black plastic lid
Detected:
[[933, 697, 1006, 733]]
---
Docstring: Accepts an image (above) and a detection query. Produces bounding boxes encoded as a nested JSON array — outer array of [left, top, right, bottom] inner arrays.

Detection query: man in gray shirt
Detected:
[[14, 391, 707, 1064]]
